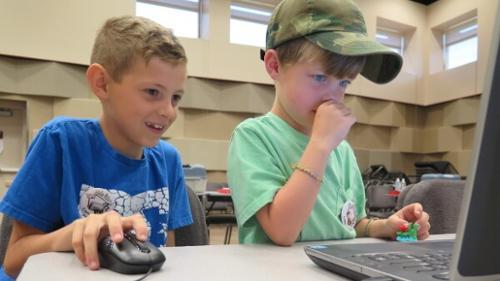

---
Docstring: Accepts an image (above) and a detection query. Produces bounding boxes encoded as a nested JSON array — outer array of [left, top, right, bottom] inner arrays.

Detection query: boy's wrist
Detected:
[[366, 218, 390, 238], [291, 163, 323, 183], [363, 218, 378, 237], [307, 138, 334, 154]]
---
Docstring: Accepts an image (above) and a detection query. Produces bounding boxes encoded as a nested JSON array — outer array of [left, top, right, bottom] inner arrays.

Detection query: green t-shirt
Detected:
[[227, 112, 367, 244]]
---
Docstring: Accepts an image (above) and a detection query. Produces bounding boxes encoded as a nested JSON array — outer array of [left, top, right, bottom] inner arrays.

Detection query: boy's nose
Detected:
[[329, 87, 346, 102], [159, 101, 176, 118]]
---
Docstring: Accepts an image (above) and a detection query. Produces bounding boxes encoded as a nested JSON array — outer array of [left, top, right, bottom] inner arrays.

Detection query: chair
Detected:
[[205, 213, 236, 244], [414, 161, 460, 182], [174, 186, 209, 246], [365, 183, 397, 218], [0, 215, 13, 266], [203, 182, 237, 244], [396, 179, 465, 234]]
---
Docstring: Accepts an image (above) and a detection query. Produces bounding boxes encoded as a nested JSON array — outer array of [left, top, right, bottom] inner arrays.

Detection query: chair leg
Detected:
[[224, 224, 233, 244], [224, 225, 229, 244], [227, 225, 233, 244]]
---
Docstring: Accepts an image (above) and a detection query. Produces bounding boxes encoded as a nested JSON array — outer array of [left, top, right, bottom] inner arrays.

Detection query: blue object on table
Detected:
[[183, 164, 208, 193], [420, 173, 461, 181]]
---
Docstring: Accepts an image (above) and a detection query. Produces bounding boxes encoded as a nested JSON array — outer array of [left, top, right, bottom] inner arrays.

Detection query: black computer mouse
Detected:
[[98, 231, 166, 275]]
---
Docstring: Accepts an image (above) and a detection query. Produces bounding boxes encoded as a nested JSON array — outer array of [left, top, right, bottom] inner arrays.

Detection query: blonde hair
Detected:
[[276, 38, 366, 79], [90, 16, 187, 82]]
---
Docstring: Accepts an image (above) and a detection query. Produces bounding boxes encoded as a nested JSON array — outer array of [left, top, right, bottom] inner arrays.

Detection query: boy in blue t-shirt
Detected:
[[0, 16, 193, 278]]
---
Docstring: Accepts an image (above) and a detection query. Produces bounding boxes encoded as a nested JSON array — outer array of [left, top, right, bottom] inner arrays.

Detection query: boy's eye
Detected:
[[339, 80, 351, 88], [312, 74, 327, 83], [145, 88, 160, 97], [172, 94, 182, 106]]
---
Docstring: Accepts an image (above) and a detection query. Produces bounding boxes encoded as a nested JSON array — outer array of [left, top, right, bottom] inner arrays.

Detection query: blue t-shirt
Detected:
[[0, 117, 193, 248]]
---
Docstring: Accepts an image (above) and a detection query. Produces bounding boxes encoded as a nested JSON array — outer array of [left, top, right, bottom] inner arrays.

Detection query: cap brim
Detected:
[[260, 49, 265, 61], [305, 31, 403, 84]]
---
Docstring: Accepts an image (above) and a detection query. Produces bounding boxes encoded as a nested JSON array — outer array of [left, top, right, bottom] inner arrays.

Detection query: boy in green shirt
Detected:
[[228, 0, 430, 245]]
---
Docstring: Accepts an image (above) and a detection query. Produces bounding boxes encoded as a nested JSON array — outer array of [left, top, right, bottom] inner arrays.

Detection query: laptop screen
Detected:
[[452, 2, 500, 280]]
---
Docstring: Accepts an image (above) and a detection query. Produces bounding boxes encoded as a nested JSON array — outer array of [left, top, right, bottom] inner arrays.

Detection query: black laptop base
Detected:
[[308, 254, 371, 280], [304, 240, 454, 281]]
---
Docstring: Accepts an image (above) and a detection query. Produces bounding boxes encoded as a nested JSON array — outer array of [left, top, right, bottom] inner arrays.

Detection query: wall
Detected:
[[0, 0, 135, 65], [0, 99, 26, 198], [0, 0, 497, 188], [0, 61, 480, 181], [1, 1, 496, 104], [424, 0, 499, 104]]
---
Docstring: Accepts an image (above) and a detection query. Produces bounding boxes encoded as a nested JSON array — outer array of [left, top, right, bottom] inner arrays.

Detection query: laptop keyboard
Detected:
[[353, 251, 451, 280]]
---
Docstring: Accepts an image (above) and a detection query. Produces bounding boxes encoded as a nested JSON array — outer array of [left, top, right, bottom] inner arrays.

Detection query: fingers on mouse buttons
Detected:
[[125, 231, 151, 253], [99, 235, 114, 249], [124, 230, 166, 273], [97, 235, 117, 270]]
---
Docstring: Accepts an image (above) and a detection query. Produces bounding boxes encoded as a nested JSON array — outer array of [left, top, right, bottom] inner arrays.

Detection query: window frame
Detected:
[[229, 1, 272, 48], [443, 17, 478, 70], [136, 0, 201, 38], [230, 1, 272, 25], [375, 27, 405, 55], [138, 0, 199, 12]]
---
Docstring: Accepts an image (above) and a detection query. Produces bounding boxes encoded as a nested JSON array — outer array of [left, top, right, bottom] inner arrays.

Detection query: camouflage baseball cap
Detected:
[[262, 0, 403, 84]]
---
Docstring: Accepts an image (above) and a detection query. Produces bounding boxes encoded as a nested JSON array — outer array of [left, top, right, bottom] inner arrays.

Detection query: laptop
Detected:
[[304, 3, 500, 281]]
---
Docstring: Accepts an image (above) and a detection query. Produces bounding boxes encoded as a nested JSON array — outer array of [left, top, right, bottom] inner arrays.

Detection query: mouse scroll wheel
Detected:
[[125, 232, 151, 253], [134, 241, 151, 253], [102, 237, 114, 249]]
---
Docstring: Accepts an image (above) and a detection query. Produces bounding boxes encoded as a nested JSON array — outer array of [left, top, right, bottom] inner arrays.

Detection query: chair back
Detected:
[[365, 183, 398, 218], [396, 179, 465, 234], [0, 215, 13, 266], [366, 184, 397, 209], [175, 186, 209, 246]]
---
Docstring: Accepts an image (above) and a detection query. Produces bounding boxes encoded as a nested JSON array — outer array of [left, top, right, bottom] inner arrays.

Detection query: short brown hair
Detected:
[[90, 16, 187, 81], [276, 38, 366, 79]]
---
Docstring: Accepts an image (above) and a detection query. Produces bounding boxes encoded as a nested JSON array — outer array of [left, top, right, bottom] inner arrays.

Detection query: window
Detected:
[[136, 0, 199, 38], [230, 2, 272, 48], [375, 28, 404, 55], [443, 18, 478, 70]]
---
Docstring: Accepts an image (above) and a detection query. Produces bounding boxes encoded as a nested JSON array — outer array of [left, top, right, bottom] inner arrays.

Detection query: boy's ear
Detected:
[[86, 63, 109, 100], [263, 49, 281, 80]]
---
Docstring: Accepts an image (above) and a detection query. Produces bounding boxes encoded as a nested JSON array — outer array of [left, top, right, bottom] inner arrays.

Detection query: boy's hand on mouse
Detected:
[[71, 211, 148, 270], [386, 203, 431, 240], [310, 100, 356, 151]]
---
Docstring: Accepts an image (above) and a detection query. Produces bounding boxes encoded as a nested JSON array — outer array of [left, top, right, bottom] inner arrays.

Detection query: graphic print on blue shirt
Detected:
[[0, 118, 193, 250], [79, 184, 170, 246]]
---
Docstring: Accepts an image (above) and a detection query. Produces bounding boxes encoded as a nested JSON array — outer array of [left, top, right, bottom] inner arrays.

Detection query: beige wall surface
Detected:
[[424, 0, 500, 104], [0, 173, 16, 199], [2, 0, 497, 105], [0, 56, 90, 98], [0, 99, 26, 170], [1, 0, 497, 183], [0, 0, 135, 65]]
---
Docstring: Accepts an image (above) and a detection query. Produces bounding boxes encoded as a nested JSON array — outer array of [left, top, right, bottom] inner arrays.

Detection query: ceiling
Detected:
[[247, 0, 440, 8], [409, 0, 439, 5]]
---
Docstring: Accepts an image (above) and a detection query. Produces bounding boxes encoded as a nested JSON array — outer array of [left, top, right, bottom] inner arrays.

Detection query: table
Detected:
[[202, 191, 233, 215], [17, 234, 454, 281], [197, 190, 236, 244]]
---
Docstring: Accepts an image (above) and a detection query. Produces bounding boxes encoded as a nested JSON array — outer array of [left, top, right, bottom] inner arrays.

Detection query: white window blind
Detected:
[[136, 0, 200, 39], [230, 2, 271, 48], [375, 28, 404, 55], [444, 18, 478, 69]]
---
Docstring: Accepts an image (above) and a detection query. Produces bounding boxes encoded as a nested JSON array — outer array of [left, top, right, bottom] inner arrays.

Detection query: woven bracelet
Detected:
[[291, 163, 323, 183], [364, 218, 379, 237]]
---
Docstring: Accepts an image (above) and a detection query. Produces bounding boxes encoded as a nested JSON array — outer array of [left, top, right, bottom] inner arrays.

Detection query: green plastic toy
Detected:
[[396, 223, 419, 242]]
